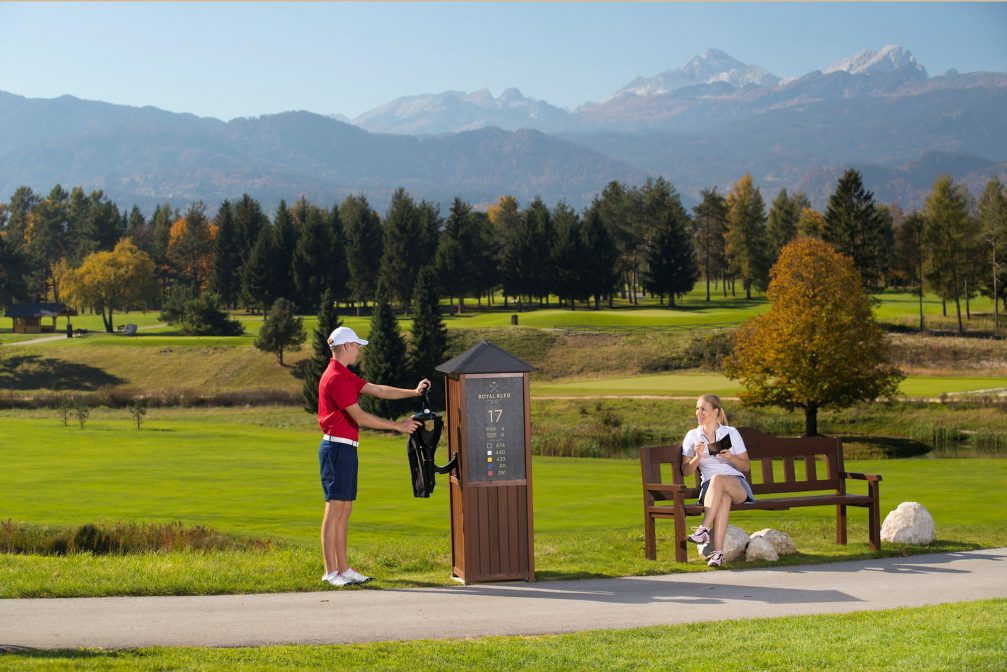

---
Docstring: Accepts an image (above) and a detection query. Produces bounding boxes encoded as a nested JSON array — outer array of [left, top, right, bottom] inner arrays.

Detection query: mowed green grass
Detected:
[[1, 407, 1005, 598], [2, 286, 996, 341], [1, 600, 1003, 671], [533, 372, 1007, 398]]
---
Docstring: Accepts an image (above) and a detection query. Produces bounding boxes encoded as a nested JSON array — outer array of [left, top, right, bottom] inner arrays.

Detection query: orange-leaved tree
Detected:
[[61, 240, 158, 333], [722, 236, 903, 436]]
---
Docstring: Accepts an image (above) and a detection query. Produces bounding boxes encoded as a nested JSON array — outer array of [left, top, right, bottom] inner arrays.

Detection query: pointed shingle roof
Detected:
[[436, 340, 534, 375]]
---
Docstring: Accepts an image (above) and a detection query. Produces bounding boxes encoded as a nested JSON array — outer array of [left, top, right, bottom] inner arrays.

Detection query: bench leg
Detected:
[[644, 514, 657, 561], [868, 481, 881, 551], [836, 504, 848, 545], [674, 514, 688, 563]]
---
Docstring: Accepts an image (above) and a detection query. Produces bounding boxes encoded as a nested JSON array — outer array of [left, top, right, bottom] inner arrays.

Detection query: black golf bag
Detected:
[[406, 399, 457, 498]]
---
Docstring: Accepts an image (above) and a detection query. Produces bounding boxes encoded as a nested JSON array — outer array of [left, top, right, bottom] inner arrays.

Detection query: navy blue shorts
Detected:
[[319, 440, 358, 501], [697, 475, 755, 506]]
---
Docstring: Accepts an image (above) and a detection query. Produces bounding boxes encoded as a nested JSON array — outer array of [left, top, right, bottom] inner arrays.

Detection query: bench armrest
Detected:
[[841, 471, 882, 482]]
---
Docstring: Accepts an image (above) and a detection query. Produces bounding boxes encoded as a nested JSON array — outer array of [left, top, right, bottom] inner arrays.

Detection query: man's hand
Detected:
[[415, 379, 432, 397], [398, 418, 422, 434]]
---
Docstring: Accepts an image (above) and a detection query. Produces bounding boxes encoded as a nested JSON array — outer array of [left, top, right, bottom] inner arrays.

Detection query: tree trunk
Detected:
[[918, 285, 925, 333], [804, 405, 819, 437]]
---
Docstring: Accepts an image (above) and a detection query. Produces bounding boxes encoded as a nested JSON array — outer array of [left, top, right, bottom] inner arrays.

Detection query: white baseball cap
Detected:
[[327, 326, 368, 348]]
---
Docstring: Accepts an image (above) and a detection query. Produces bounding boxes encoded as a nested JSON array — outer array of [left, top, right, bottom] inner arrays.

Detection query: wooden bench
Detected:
[[640, 427, 882, 562]]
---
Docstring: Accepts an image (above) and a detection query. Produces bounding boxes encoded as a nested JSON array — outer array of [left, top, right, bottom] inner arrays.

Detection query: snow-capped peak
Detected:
[[824, 45, 927, 77], [611, 49, 780, 99]]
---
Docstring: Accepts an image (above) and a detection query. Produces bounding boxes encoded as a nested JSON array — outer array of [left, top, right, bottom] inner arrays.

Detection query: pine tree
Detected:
[[291, 205, 333, 313], [692, 188, 729, 300], [302, 289, 343, 414], [924, 175, 975, 335], [272, 200, 298, 301], [0, 233, 28, 308], [149, 201, 178, 271], [233, 194, 268, 264], [379, 188, 423, 311], [408, 266, 448, 410], [978, 177, 1007, 326], [501, 203, 539, 307], [210, 200, 242, 307], [254, 297, 305, 366], [126, 205, 152, 255], [467, 210, 499, 306], [325, 204, 350, 303], [240, 225, 279, 315], [434, 197, 474, 314], [894, 212, 927, 331], [766, 188, 802, 265], [341, 194, 383, 314], [824, 169, 884, 289], [527, 198, 556, 305], [417, 200, 442, 270], [642, 182, 698, 307], [581, 204, 620, 309], [360, 286, 410, 418], [551, 202, 588, 309]]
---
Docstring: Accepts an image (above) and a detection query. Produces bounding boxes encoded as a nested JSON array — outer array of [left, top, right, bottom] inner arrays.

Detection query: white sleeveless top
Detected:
[[681, 424, 748, 484]]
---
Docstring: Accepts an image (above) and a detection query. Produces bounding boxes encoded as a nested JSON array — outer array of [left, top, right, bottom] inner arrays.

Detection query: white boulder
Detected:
[[745, 535, 779, 562], [881, 502, 935, 545], [750, 528, 797, 556], [698, 524, 749, 562]]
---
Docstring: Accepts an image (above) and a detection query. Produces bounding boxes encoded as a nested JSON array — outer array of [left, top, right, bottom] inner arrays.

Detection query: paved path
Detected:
[[1, 548, 1004, 650]]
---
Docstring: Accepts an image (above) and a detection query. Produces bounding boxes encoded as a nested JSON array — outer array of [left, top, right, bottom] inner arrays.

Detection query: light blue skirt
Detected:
[[697, 475, 755, 506]]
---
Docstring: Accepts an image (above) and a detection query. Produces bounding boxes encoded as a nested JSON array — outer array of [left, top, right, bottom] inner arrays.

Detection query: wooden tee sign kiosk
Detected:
[[435, 341, 535, 584]]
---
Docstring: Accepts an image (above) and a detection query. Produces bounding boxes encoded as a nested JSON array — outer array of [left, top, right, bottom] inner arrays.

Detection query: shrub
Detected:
[[0, 520, 273, 555], [179, 292, 245, 336], [684, 331, 734, 369]]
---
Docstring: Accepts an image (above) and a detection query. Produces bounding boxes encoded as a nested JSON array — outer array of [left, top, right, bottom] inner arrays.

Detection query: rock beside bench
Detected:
[[696, 526, 798, 563], [881, 502, 935, 545]]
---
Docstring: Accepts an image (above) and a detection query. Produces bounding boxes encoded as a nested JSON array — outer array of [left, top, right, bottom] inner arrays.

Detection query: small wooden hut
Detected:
[[5, 302, 76, 334]]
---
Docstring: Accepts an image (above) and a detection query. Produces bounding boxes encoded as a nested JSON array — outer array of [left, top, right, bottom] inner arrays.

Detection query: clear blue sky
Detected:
[[2, 2, 1005, 121]]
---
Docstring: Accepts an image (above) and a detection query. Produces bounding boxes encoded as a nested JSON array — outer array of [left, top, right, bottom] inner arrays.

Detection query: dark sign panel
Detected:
[[465, 376, 525, 482]]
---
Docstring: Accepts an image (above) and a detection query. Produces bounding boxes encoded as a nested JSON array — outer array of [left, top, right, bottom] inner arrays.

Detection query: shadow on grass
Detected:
[[839, 435, 932, 459], [0, 646, 117, 659], [0, 354, 124, 391], [674, 297, 770, 312]]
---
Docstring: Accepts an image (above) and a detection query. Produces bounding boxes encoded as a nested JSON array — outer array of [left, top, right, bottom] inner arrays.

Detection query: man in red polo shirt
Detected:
[[318, 326, 429, 587]]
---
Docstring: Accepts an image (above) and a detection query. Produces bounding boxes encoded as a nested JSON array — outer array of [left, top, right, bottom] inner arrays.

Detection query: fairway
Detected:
[[533, 372, 1007, 399], [2, 407, 1005, 598]]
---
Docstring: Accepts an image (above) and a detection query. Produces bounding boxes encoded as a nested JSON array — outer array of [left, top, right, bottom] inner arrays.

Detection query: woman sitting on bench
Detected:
[[681, 394, 754, 568]]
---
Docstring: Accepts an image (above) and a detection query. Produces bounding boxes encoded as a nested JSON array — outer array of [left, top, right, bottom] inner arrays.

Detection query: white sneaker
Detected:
[[341, 567, 372, 584], [321, 571, 338, 583], [324, 572, 353, 587]]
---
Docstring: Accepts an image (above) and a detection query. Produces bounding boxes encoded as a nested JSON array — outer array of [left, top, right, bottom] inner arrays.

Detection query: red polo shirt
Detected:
[[317, 359, 367, 440]]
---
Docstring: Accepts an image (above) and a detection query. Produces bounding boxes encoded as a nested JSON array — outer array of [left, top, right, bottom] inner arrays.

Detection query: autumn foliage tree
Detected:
[[61, 240, 158, 332], [722, 237, 903, 436]]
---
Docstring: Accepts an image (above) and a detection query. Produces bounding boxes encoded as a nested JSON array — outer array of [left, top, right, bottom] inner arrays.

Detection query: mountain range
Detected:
[[0, 46, 1004, 215]]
